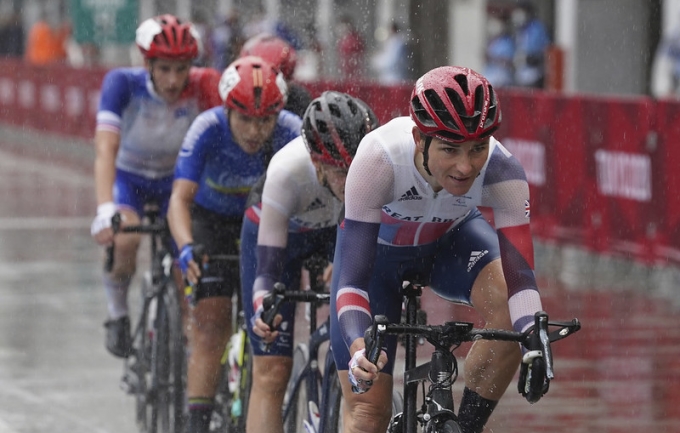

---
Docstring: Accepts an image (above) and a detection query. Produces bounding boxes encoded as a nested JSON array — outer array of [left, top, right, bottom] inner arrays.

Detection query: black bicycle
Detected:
[[107, 205, 185, 433], [261, 256, 402, 433], [363, 282, 581, 433], [186, 246, 251, 433]]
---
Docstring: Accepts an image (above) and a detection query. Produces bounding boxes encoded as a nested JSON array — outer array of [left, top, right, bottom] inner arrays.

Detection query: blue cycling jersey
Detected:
[[174, 106, 302, 217]]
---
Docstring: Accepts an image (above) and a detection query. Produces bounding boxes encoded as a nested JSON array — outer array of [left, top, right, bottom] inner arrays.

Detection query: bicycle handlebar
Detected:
[[104, 212, 169, 272], [259, 282, 331, 352], [364, 311, 580, 399]]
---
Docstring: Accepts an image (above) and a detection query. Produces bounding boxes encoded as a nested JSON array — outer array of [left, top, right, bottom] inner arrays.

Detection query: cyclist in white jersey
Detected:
[[240, 92, 378, 433], [90, 14, 222, 358], [330, 66, 546, 433]]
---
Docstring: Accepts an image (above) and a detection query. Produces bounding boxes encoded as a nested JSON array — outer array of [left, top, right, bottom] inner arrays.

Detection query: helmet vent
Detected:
[[454, 74, 469, 95], [426, 89, 459, 133]]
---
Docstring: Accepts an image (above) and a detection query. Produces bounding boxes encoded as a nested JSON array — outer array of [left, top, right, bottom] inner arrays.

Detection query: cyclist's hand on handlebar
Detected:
[[348, 345, 387, 394], [252, 314, 281, 343], [179, 243, 202, 284], [91, 202, 117, 245]]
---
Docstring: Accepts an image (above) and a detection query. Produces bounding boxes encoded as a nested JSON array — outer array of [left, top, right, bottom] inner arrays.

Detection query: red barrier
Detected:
[[0, 59, 106, 139], [0, 60, 678, 265]]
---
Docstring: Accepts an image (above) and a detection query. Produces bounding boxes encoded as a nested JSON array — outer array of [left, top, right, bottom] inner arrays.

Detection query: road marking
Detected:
[[0, 217, 90, 230]]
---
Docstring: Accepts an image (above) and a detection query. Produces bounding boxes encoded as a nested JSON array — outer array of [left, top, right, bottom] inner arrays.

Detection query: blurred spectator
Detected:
[[511, 1, 550, 88], [25, 15, 70, 65], [0, 12, 24, 57], [337, 15, 365, 81], [651, 16, 680, 98], [192, 12, 213, 67], [371, 22, 409, 85], [240, 33, 312, 117], [483, 14, 515, 88], [210, 11, 245, 71]]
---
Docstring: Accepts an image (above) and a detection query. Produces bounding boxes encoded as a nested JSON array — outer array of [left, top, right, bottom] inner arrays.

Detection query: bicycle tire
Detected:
[[149, 280, 185, 433], [284, 344, 316, 433], [134, 272, 154, 433]]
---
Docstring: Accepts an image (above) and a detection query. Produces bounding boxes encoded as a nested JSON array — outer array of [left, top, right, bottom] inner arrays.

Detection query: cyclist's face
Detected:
[[147, 58, 192, 103], [414, 128, 490, 196], [228, 110, 278, 154], [317, 162, 348, 202]]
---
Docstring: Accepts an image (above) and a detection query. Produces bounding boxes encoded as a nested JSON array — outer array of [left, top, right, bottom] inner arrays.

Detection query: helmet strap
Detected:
[[422, 135, 433, 176]]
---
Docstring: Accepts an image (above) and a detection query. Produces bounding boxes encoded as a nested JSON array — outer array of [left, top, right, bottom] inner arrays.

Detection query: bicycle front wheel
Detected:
[[149, 281, 185, 433], [284, 344, 317, 433]]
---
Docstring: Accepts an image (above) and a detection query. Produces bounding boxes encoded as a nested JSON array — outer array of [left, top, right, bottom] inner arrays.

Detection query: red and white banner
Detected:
[[0, 60, 678, 264]]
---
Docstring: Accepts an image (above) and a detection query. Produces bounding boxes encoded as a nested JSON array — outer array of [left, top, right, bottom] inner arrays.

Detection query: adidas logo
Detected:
[[305, 197, 325, 212], [398, 186, 422, 201], [467, 250, 489, 272]]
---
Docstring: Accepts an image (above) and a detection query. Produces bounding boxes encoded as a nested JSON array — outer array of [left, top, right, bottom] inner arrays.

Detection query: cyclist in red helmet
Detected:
[[91, 14, 222, 360], [239, 33, 312, 117], [167, 55, 302, 433], [240, 91, 378, 433], [330, 66, 546, 433]]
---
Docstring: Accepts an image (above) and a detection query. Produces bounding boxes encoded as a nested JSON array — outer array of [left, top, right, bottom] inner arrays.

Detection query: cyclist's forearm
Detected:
[[167, 180, 197, 248], [93, 131, 119, 205]]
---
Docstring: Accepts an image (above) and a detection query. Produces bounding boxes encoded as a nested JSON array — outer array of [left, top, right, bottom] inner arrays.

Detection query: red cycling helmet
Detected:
[[219, 56, 288, 117], [302, 91, 379, 169], [136, 14, 200, 61], [409, 66, 502, 142], [239, 33, 297, 80]]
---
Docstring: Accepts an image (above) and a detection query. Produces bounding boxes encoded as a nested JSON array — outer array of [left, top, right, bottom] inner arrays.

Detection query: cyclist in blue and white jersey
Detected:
[[330, 66, 546, 433], [167, 55, 301, 433], [241, 92, 378, 433], [90, 14, 222, 359]]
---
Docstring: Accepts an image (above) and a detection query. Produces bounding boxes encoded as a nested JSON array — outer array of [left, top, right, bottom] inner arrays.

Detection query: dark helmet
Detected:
[[302, 91, 379, 169], [239, 33, 297, 80], [135, 14, 200, 61], [409, 66, 501, 142], [219, 56, 288, 117]]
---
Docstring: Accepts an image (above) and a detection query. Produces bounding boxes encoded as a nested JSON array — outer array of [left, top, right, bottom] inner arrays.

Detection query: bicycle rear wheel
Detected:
[[149, 281, 185, 433]]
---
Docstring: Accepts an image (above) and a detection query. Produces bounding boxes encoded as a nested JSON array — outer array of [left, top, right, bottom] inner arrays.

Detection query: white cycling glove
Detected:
[[90, 202, 117, 236], [348, 348, 373, 394]]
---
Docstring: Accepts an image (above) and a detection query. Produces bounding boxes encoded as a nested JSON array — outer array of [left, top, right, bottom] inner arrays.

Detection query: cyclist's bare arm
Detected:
[[167, 178, 201, 282], [92, 130, 120, 245]]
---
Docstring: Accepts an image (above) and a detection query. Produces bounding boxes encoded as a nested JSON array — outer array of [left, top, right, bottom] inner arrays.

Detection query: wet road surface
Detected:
[[1, 128, 680, 433]]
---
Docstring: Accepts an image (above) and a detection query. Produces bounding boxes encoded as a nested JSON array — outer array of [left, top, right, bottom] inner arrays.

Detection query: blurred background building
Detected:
[[0, 0, 678, 96]]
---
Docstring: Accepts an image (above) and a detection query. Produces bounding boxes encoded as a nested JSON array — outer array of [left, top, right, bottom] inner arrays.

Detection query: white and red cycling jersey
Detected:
[[96, 67, 222, 179], [334, 116, 542, 348]]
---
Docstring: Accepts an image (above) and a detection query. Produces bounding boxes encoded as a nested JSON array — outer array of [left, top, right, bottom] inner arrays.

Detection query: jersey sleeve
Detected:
[[260, 161, 299, 228], [96, 69, 132, 134], [174, 109, 219, 182], [191, 67, 222, 111], [335, 134, 395, 349], [482, 144, 542, 332]]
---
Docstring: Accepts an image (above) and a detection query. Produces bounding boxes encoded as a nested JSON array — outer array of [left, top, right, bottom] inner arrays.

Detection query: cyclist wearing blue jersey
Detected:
[[90, 14, 222, 359], [167, 55, 301, 433], [241, 92, 378, 433], [331, 66, 546, 433]]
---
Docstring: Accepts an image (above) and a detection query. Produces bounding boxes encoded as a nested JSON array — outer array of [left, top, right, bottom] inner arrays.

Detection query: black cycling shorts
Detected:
[[190, 204, 242, 302]]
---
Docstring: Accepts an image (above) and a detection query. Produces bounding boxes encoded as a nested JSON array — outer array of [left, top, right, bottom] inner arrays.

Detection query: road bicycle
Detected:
[[363, 282, 582, 433], [261, 256, 402, 433], [187, 247, 251, 433], [107, 204, 185, 433]]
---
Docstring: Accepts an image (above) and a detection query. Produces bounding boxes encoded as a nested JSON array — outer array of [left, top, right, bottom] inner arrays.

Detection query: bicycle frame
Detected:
[[364, 282, 581, 433], [111, 206, 185, 433]]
